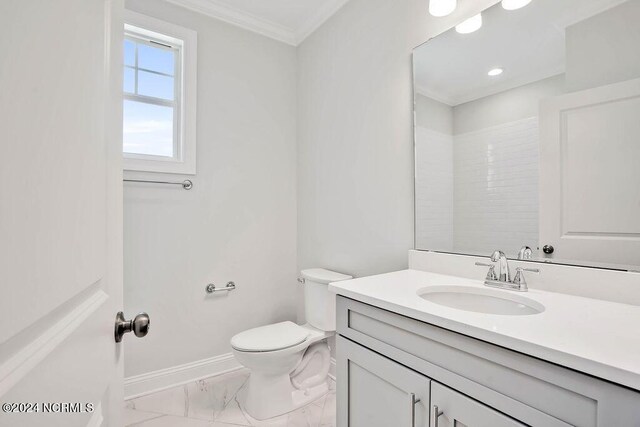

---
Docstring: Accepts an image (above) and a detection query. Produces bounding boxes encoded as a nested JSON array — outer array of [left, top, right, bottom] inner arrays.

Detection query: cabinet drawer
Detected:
[[337, 296, 640, 427]]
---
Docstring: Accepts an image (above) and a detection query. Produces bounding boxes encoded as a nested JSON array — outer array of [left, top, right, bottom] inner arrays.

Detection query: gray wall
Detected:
[[123, 0, 499, 376], [415, 94, 453, 134], [124, 0, 298, 377], [566, 0, 640, 92], [453, 74, 565, 135], [296, 0, 497, 286]]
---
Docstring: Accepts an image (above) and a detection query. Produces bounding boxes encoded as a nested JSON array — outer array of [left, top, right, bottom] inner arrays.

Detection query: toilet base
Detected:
[[238, 375, 328, 420]]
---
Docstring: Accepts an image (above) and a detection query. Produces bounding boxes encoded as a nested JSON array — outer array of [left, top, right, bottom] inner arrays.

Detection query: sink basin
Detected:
[[417, 285, 545, 316]]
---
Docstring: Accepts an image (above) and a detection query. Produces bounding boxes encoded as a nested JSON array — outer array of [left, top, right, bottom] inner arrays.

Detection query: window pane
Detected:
[[123, 100, 174, 158], [124, 39, 136, 66], [138, 70, 174, 100], [123, 67, 135, 93], [138, 43, 175, 75]]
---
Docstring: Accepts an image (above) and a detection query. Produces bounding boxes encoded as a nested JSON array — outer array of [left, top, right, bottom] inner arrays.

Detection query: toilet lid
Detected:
[[231, 321, 309, 352]]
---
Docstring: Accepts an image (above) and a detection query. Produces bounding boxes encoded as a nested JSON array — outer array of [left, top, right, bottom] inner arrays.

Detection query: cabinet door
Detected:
[[431, 382, 525, 427], [336, 336, 430, 427]]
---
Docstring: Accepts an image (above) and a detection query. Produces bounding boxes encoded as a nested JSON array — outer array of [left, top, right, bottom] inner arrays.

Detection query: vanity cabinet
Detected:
[[431, 381, 525, 427], [339, 336, 429, 427], [336, 296, 640, 427], [338, 336, 525, 427]]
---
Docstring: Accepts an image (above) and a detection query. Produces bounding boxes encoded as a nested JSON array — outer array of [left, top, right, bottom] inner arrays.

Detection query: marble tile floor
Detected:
[[124, 369, 336, 427]]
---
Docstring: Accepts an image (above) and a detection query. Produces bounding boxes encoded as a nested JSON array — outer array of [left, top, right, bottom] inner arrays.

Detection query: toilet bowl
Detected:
[[231, 268, 352, 420]]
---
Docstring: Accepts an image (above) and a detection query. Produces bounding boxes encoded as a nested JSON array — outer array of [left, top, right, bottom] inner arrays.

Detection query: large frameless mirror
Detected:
[[413, 0, 640, 270]]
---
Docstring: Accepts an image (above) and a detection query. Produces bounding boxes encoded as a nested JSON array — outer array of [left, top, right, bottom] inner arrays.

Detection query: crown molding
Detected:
[[165, 0, 296, 45], [415, 85, 456, 107], [164, 0, 350, 46], [294, 0, 350, 45]]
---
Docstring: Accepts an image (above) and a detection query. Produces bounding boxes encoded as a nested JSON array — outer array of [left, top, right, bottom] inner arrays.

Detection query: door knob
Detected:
[[542, 245, 555, 254], [115, 312, 150, 343]]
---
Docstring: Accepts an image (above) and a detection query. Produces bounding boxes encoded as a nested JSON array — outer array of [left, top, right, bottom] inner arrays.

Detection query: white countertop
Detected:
[[329, 269, 640, 391]]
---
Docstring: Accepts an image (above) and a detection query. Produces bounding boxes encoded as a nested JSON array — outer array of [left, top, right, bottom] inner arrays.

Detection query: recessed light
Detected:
[[488, 68, 504, 76], [429, 0, 457, 17], [456, 13, 482, 34], [502, 0, 532, 11]]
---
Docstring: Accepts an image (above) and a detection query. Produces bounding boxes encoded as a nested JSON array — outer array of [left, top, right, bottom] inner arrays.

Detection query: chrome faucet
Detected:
[[517, 246, 533, 260], [475, 250, 539, 292], [491, 250, 511, 282]]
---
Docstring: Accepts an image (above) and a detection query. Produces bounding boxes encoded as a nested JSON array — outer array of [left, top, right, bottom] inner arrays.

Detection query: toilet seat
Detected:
[[231, 321, 309, 352]]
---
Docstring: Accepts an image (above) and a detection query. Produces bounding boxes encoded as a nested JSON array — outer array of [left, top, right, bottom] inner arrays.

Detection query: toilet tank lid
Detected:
[[301, 268, 353, 284]]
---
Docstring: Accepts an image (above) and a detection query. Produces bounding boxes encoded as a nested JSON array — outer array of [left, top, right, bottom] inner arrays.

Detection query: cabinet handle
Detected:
[[410, 393, 421, 427], [431, 405, 444, 427]]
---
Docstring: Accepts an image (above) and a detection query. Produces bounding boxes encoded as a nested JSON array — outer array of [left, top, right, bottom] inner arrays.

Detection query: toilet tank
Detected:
[[301, 268, 353, 332]]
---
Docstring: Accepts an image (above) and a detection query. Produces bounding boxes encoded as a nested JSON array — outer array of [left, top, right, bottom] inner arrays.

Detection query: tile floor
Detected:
[[124, 370, 336, 427]]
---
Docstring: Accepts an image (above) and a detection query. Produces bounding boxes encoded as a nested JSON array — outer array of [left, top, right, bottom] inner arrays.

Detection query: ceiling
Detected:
[[165, 0, 351, 46], [414, 0, 628, 106]]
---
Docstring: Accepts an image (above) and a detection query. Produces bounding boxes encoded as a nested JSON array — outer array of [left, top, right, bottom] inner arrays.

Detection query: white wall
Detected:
[[123, 0, 298, 378], [296, 0, 497, 286]]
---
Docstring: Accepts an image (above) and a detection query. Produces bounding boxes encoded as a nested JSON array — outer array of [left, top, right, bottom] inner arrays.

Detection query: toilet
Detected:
[[231, 268, 352, 420]]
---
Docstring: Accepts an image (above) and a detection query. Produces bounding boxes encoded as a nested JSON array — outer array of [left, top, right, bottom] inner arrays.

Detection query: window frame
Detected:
[[123, 11, 197, 175]]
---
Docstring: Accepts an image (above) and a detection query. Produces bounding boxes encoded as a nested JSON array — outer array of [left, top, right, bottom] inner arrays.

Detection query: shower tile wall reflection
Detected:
[[414, 77, 558, 258]]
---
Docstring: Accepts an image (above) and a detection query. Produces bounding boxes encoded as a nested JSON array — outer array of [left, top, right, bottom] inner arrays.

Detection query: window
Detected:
[[123, 11, 197, 174]]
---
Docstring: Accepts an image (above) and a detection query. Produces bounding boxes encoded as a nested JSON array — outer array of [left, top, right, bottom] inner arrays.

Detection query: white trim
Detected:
[[123, 10, 198, 175], [164, 0, 350, 46], [0, 289, 108, 397], [124, 353, 244, 400], [165, 0, 295, 45], [86, 402, 104, 427]]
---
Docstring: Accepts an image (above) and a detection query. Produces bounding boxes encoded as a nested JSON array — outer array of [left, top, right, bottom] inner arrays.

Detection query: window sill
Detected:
[[123, 156, 196, 175]]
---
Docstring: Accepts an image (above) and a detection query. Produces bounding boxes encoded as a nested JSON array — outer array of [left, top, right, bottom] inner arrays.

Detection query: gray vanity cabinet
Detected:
[[335, 296, 640, 427], [336, 336, 429, 427], [337, 336, 524, 427], [431, 382, 525, 427]]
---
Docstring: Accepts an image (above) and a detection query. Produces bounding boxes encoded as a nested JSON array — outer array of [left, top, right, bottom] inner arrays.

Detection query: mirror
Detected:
[[413, 0, 640, 270]]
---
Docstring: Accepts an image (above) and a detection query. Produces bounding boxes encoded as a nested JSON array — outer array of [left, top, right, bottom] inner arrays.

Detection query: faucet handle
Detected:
[[475, 262, 498, 281], [512, 267, 539, 290]]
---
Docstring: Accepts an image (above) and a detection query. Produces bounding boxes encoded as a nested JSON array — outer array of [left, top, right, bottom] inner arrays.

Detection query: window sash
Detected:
[[123, 30, 183, 161]]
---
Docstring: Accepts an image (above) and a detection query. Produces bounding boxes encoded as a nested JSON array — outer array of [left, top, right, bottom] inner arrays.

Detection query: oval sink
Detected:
[[417, 286, 545, 316]]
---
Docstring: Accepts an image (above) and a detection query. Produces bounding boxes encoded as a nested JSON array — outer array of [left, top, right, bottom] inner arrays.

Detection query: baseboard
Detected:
[[124, 353, 244, 400], [328, 357, 336, 381]]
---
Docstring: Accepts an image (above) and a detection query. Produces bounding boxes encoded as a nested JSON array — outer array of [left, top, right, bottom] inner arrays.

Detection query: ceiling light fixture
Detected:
[[429, 0, 457, 17], [455, 13, 482, 34], [501, 0, 532, 11], [488, 68, 504, 76]]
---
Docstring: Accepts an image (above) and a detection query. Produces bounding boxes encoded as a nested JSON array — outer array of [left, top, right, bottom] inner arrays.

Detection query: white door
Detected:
[[539, 77, 640, 268], [0, 0, 125, 426]]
